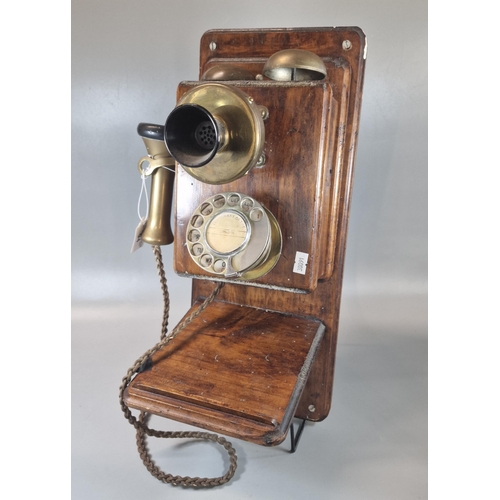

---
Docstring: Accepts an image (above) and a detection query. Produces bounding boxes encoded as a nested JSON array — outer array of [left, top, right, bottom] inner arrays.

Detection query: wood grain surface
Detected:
[[125, 300, 325, 445], [125, 27, 366, 445]]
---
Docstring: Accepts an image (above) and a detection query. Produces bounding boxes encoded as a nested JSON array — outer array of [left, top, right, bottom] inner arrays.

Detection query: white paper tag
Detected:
[[131, 217, 147, 253], [293, 251, 309, 275]]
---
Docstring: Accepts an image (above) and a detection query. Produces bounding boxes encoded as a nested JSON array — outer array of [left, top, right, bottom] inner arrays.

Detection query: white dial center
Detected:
[[206, 212, 248, 253]]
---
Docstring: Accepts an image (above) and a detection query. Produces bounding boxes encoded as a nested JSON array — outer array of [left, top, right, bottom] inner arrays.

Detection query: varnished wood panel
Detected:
[[173, 82, 335, 292], [199, 27, 366, 70], [192, 28, 366, 422], [197, 59, 352, 281], [126, 28, 366, 446], [125, 300, 325, 445]]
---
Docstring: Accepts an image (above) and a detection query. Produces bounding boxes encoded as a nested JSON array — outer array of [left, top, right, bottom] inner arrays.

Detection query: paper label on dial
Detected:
[[206, 212, 248, 253]]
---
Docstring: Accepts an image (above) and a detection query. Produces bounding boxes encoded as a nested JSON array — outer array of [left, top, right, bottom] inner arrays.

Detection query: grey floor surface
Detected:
[[72, 292, 427, 499]]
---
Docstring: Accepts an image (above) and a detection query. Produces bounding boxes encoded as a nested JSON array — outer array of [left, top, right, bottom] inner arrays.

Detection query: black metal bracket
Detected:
[[289, 418, 306, 453]]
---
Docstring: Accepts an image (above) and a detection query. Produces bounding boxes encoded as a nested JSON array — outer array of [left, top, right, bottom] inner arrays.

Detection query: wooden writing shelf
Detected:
[[124, 299, 325, 446]]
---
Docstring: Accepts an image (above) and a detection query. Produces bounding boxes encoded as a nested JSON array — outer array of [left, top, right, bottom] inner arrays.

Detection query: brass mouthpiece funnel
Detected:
[[164, 83, 266, 185], [165, 104, 221, 168], [137, 123, 175, 246]]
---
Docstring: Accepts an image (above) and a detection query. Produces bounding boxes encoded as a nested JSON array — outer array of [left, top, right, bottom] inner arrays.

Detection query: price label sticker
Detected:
[[293, 251, 309, 275]]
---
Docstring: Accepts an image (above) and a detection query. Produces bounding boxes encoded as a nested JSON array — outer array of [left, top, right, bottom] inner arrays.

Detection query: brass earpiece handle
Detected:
[[137, 123, 176, 246], [141, 165, 175, 246]]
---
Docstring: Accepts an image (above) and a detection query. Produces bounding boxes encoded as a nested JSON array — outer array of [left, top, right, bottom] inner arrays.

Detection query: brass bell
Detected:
[[263, 49, 326, 81], [201, 63, 255, 81]]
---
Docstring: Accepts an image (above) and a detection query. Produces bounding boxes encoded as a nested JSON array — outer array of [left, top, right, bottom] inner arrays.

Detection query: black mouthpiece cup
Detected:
[[165, 104, 219, 168]]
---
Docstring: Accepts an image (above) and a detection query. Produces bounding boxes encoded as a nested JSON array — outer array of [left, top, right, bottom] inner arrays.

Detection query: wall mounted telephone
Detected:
[[120, 27, 366, 488]]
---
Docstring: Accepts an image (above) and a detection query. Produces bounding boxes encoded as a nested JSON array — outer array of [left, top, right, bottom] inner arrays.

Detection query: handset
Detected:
[[137, 123, 175, 246], [186, 192, 282, 280]]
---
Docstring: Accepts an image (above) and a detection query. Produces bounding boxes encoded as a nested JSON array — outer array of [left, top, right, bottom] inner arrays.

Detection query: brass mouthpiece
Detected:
[[164, 83, 266, 185]]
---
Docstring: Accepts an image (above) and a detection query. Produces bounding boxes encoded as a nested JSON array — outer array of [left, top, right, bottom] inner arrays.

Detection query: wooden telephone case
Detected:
[[124, 27, 366, 447]]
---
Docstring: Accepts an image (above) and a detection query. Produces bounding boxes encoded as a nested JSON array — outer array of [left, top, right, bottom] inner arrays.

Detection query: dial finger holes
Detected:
[[200, 202, 213, 216], [241, 197, 254, 212], [191, 214, 204, 227], [250, 208, 263, 221], [200, 254, 213, 267], [186, 192, 277, 279], [213, 260, 226, 273], [191, 243, 204, 256], [213, 195, 226, 208], [227, 194, 241, 206], [188, 229, 201, 242]]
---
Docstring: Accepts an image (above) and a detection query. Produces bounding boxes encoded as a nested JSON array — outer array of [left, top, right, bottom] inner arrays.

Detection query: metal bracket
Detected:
[[289, 418, 306, 453]]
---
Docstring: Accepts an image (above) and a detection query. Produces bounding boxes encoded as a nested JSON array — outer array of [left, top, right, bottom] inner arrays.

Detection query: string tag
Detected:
[[131, 174, 149, 253], [131, 217, 147, 252]]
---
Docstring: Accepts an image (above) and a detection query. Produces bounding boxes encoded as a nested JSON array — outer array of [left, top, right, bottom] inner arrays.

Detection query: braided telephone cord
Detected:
[[152, 245, 170, 340], [118, 245, 237, 487]]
